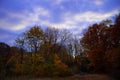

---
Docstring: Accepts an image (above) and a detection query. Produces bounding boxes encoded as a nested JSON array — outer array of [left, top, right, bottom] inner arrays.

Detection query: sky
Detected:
[[0, 0, 120, 46]]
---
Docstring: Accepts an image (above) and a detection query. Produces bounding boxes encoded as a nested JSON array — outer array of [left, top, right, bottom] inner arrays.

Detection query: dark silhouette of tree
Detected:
[[0, 42, 11, 64], [15, 33, 26, 63], [0, 42, 11, 78]]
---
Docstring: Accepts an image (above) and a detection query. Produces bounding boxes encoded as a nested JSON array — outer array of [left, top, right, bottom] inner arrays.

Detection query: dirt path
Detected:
[[63, 74, 115, 80], [5, 74, 116, 80]]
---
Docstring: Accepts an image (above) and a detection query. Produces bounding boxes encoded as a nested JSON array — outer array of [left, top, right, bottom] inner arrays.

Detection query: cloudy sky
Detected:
[[0, 0, 120, 46]]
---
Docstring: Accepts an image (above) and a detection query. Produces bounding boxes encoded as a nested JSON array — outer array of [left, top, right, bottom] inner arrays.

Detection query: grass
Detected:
[[4, 74, 117, 80]]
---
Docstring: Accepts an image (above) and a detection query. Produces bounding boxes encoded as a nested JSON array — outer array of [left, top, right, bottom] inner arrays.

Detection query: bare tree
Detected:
[[43, 27, 59, 45], [15, 33, 26, 63]]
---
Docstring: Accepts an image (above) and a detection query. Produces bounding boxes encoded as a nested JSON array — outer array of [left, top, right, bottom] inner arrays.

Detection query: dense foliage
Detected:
[[81, 14, 120, 73], [0, 14, 120, 79]]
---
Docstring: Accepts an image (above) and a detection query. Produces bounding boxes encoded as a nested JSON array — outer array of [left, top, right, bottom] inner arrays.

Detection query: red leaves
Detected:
[[81, 15, 120, 72]]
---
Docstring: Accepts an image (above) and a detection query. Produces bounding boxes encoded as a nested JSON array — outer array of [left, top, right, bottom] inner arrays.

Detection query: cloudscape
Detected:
[[0, 0, 120, 45]]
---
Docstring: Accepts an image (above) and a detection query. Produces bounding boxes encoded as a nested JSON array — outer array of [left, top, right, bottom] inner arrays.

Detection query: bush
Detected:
[[4, 52, 73, 77], [35, 54, 73, 77], [105, 46, 120, 72]]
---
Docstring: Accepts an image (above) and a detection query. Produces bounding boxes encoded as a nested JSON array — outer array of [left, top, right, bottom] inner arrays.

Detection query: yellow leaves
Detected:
[[31, 54, 45, 65], [54, 54, 61, 64], [54, 54, 68, 72], [27, 26, 43, 39], [7, 56, 16, 65]]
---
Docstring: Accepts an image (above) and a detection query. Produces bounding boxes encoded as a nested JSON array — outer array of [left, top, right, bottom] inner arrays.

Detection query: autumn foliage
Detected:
[[0, 14, 120, 79], [81, 14, 120, 73]]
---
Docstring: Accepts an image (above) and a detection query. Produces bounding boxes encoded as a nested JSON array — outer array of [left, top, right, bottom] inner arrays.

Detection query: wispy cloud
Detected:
[[63, 9, 118, 23], [49, 9, 119, 35], [53, 0, 64, 5], [0, 6, 51, 31], [94, 0, 104, 5], [51, 0, 67, 5], [0, 0, 120, 45], [0, 4, 119, 34]]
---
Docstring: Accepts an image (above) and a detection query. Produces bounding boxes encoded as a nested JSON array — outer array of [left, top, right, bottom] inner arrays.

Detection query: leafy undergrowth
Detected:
[[5, 74, 116, 80]]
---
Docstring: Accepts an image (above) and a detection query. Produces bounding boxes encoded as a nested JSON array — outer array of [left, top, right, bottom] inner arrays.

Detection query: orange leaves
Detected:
[[81, 15, 120, 72], [81, 24, 104, 51], [27, 26, 43, 38], [54, 54, 68, 69]]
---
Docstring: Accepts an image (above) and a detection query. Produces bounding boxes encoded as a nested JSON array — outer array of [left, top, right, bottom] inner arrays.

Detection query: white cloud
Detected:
[[64, 10, 118, 23], [51, 0, 64, 5], [0, 4, 119, 37], [0, 6, 51, 31], [94, 0, 103, 5], [48, 9, 119, 35], [55, 0, 63, 4], [83, 0, 106, 6]]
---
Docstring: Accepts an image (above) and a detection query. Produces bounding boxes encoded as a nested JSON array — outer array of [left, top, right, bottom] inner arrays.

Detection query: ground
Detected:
[[5, 74, 116, 80]]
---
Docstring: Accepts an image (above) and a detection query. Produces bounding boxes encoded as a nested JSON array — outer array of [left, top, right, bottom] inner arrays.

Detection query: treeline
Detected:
[[81, 14, 120, 73], [0, 14, 120, 79]]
